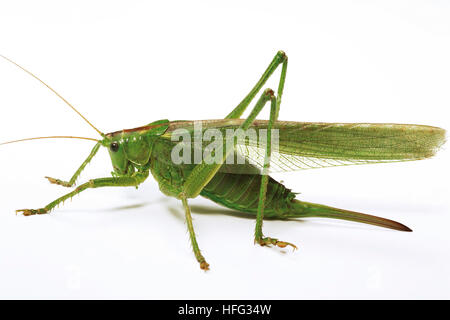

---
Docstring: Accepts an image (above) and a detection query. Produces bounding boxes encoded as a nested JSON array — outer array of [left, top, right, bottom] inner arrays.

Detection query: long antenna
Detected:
[[0, 54, 104, 136], [0, 136, 99, 146]]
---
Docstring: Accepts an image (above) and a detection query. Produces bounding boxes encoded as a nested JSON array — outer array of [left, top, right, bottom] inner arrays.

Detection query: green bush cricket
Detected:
[[0, 51, 446, 270]]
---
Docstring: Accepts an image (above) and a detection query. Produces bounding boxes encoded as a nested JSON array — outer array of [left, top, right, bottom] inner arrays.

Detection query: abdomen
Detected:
[[149, 138, 296, 217], [201, 172, 295, 218]]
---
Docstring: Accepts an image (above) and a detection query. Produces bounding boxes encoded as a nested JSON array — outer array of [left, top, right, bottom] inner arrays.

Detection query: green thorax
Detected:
[[148, 137, 195, 197]]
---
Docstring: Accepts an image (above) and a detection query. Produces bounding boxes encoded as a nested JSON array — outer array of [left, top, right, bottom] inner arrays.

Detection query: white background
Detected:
[[0, 0, 449, 299]]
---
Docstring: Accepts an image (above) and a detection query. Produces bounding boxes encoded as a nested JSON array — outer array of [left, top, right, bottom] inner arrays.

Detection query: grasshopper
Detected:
[[1, 51, 445, 270]]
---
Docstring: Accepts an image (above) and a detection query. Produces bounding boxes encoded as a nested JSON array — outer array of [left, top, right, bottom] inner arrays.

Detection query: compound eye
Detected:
[[110, 142, 119, 152]]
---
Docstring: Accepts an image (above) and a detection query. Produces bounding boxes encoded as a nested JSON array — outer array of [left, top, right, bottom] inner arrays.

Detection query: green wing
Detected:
[[164, 120, 446, 174]]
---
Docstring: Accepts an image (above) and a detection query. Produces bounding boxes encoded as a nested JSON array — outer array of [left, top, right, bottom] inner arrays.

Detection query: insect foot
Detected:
[[16, 208, 48, 216], [200, 261, 210, 271], [45, 176, 72, 187], [256, 237, 297, 251]]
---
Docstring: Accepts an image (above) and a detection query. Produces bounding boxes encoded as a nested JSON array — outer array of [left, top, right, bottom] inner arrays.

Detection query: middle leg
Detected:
[[16, 172, 149, 216], [181, 196, 209, 270]]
